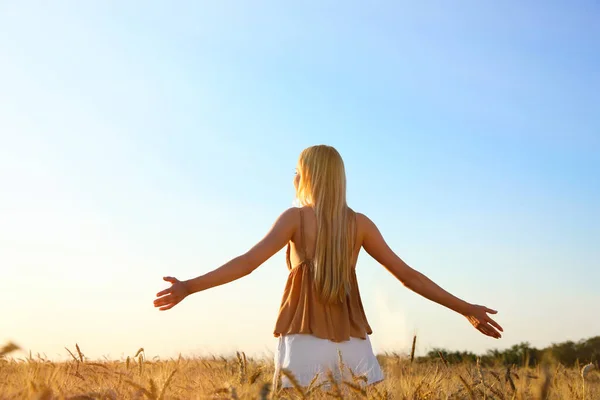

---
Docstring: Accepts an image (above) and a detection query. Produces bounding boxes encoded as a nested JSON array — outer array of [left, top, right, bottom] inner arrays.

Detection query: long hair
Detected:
[[295, 145, 355, 303]]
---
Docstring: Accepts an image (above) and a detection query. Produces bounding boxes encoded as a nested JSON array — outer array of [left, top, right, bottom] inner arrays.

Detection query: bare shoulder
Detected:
[[353, 211, 378, 242], [282, 206, 302, 217], [277, 207, 302, 226], [354, 211, 376, 229], [354, 211, 370, 223]]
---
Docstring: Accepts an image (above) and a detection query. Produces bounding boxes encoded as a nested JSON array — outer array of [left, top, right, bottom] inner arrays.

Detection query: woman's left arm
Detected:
[[154, 208, 298, 311]]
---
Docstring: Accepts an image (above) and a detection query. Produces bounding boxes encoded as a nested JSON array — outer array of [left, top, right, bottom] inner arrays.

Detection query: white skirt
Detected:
[[273, 333, 384, 389]]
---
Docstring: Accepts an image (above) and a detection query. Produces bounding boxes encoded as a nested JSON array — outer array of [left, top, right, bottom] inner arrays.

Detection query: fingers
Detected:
[[154, 294, 176, 307], [159, 303, 176, 311], [156, 299, 177, 311], [155, 277, 184, 311], [468, 307, 502, 339], [482, 306, 503, 333], [486, 316, 504, 332], [156, 276, 179, 297], [488, 327, 501, 339], [478, 322, 501, 339], [477, 324, 494, 338]]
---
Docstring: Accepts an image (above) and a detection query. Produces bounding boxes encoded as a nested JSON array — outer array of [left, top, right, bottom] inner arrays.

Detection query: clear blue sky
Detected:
[[1, 1, 598, 361]]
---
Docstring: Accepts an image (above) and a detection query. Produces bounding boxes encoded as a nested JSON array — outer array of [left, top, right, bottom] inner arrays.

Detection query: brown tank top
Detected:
[[273, 208, 373, 342]]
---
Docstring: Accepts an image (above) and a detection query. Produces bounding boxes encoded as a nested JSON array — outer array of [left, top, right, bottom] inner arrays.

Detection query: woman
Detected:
[[154, 145, 503, 388]]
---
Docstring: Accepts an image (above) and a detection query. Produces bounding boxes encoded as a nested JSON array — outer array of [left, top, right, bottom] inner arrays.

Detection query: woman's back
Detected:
[[287, 206, 363, 271], [273, 206, 373, 343], [273, 206, 382, 388]]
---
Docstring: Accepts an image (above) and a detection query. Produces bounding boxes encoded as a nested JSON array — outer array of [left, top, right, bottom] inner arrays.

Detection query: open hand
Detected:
[[464, 304, 503, 339], [154, 276, 189, 311]]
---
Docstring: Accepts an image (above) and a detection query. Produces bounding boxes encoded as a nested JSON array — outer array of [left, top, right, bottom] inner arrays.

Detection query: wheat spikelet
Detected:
[[326, 369, 343, 399], [476, 357, 486, 383], [488, 383, 506, 400], [75, 343, 84, 363], [65, 346, 79, 363], [458, 374, 475, 400], [506, 365, 516, 392], [410, 334, 417, 363], [70, 370, 85, 381], [476, 357, 489, 398], [249, 368, 263, 384], [490, 370, 503, 385], [280, 368, 306, 398], [306, 372, 320, 390], [138, 353, 144, 375], [337, 348, 344, 376], [342, 379, 367, 397], [135, 348, 145, 358], [87, 362, 109, 370], [149, 378, 159, 399], [236, 351, 246, 384], [158, 369, 177, 400], [0, 342, 20, 358], [438, 351, 448, 367], [306, 380, 328, 396]]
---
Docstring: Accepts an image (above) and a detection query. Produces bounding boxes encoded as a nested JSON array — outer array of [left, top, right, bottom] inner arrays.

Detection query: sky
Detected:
[[1, 1, 599, 361]]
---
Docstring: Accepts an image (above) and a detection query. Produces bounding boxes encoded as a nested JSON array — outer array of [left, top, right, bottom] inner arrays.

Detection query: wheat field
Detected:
[[1, 342, 598, 399]]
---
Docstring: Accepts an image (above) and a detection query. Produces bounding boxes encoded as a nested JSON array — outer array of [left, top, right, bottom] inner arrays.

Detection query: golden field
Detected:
[[1, 342, 599, 400]]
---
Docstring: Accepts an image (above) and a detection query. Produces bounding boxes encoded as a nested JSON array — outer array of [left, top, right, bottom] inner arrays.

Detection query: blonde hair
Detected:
[[295, 145, 355, 303]]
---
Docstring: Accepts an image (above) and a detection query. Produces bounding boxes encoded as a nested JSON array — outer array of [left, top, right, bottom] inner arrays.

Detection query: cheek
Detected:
[[294, 175, 300, 189]]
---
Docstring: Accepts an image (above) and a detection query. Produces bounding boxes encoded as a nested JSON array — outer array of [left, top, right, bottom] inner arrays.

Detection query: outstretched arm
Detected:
[[154, 207, 298, 311], [359, 213, 503, 339]]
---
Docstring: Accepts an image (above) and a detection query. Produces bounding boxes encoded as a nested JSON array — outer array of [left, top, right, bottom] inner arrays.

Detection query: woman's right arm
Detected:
[[358, 213, 503, 339]]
